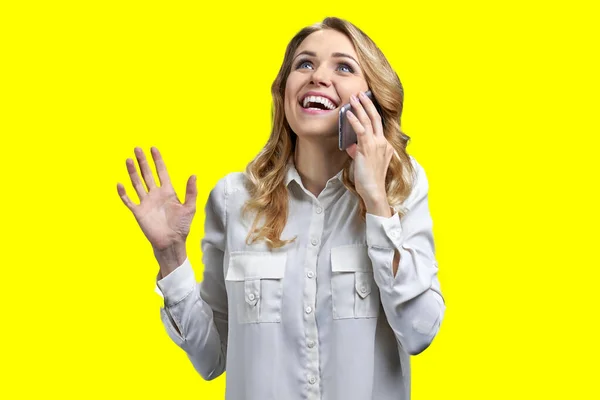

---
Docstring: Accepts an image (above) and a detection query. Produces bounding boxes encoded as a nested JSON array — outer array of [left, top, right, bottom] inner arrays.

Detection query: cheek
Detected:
[[338, 81, 369, 101], [283, 93, 296, 129], [284, 82, 297, 102], [284, 86, 300, 118], [285, 72, 306, 100], [283, 92, 294, 114]]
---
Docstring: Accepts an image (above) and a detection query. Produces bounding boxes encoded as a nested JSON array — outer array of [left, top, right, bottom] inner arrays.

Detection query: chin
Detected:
[[294, 126, 338, 142], [292, 118, 338, 139]]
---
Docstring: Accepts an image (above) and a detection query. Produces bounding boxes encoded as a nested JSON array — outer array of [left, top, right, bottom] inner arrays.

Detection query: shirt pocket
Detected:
[[330, 245, 380, 319], [226, 252, 287, 324]]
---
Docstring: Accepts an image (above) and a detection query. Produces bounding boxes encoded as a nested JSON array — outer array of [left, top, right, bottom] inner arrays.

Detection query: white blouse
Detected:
[[155, 156, 445, 400]]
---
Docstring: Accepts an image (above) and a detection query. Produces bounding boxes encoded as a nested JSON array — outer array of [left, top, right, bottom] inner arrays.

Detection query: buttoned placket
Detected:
[[303, 199, 324, 399], [286, 168, 344, 398]]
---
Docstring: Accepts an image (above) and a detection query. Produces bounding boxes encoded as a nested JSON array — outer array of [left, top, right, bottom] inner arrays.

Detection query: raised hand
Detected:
[[345, 91, 394, 217], [117, 147, 197, 254]]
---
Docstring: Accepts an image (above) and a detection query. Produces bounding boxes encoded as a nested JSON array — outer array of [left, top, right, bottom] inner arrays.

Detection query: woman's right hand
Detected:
[[117, 147, 197, 272]]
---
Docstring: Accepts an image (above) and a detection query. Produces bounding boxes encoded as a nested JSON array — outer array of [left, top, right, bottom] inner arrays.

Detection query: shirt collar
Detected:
[[284, 160, 345, 188]]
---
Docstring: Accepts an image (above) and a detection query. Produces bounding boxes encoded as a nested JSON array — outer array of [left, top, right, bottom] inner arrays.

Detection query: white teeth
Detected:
[[302, 95, 336, 110]]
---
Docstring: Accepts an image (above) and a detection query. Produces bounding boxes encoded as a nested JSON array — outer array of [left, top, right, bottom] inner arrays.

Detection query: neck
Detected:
[[294, 137, 348, 197]]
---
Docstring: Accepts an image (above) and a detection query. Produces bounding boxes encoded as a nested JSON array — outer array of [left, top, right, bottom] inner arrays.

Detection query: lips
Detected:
[[298, 92, 339, 110]]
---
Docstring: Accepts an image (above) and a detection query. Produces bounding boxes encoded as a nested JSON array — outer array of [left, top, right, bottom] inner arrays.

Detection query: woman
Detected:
[[117, 17, 445, 400]]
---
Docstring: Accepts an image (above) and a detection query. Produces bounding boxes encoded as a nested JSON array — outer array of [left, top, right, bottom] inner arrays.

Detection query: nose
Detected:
[[310, 65, 332, 87]]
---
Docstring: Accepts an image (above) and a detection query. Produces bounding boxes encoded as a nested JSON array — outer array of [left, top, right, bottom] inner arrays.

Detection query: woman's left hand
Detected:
[[345, 91, 394, 217]]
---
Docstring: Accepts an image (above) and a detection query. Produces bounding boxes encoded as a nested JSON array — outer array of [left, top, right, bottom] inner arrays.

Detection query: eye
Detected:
[[337, 63, 354, 73], [295, 59, 313, 70]]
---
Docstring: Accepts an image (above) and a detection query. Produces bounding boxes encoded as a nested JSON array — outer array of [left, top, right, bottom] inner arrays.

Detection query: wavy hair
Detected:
[[243, 17, 415, 249]]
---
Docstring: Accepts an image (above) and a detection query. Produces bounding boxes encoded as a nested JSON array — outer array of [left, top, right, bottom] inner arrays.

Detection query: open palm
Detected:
[[116, 147, 197, 251]]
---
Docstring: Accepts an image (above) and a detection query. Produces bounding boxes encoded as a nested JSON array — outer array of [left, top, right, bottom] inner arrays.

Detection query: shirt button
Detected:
[[311, 239, 318, 246], [316, 206, 323, 214], [360, 286, 367, 294], [307, 340, 316, 348], [308, 376, 317, 385], [305, 306, 313, 314], [307, 271, 315, 278], [248, 293, 255, 301]]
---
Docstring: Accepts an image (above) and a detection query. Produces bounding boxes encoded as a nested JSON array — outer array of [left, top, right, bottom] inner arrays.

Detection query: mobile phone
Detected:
[[338, 90, 383, 150]]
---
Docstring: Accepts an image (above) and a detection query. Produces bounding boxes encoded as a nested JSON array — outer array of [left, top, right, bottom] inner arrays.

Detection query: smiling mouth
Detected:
[[299, 95, 338, 111]]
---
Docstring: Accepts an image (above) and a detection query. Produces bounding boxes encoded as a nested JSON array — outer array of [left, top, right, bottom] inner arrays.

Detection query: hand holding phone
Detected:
[[338, 90, 383, 150]]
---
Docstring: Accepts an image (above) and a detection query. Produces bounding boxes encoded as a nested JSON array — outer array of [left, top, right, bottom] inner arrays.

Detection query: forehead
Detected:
[[294, 29, 357, 58]]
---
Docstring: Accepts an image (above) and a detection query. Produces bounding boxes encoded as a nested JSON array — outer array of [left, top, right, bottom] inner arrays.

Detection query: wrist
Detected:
[[154, 242, 187, 278], [364, 195, 393, 218]]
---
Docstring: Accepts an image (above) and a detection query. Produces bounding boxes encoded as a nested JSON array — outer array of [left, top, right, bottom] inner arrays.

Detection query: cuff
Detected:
[[366, 212, 403, 249], [154, 257, 196, 306]]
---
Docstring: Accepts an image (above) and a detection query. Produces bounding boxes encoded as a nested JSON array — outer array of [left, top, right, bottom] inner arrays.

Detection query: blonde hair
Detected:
[[243, 17, 415, 249]]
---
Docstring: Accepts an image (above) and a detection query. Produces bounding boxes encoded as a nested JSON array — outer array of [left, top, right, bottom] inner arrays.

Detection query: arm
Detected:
[[366, 162, 445, 355], [155, 177, 229, 380]]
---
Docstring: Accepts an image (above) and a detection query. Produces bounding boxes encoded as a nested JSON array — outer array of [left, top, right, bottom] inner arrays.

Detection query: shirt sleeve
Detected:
[[154, 176, 229, 380], [365, 159, 445, 355]]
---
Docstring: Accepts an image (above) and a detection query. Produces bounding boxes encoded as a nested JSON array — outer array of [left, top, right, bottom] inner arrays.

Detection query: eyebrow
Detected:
[[294, 51, 360, 66]]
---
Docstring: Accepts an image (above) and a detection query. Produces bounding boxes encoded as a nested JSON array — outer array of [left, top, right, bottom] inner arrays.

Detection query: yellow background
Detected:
[[1, 1, 598, 398]]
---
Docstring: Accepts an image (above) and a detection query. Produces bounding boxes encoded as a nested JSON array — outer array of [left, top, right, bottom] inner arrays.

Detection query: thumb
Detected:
[[345, 143, 357, 160], [184, 175, 197, 210]]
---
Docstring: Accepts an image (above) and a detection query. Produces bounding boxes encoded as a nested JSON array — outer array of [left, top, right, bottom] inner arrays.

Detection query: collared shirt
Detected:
[[155, 156, 445, 400]]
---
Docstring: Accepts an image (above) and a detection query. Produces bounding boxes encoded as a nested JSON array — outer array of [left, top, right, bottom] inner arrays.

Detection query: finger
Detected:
[[184, 175, 198, 212], [359, 91, 383, 137], [150, 147, 172, 187], [350, 94, 373, 136], [116, 183, 137, 213], [126, 158, 148, 200], [345, 143, 358, 160], [134, 147, 157, 191], [346, 111, 368, 148]]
